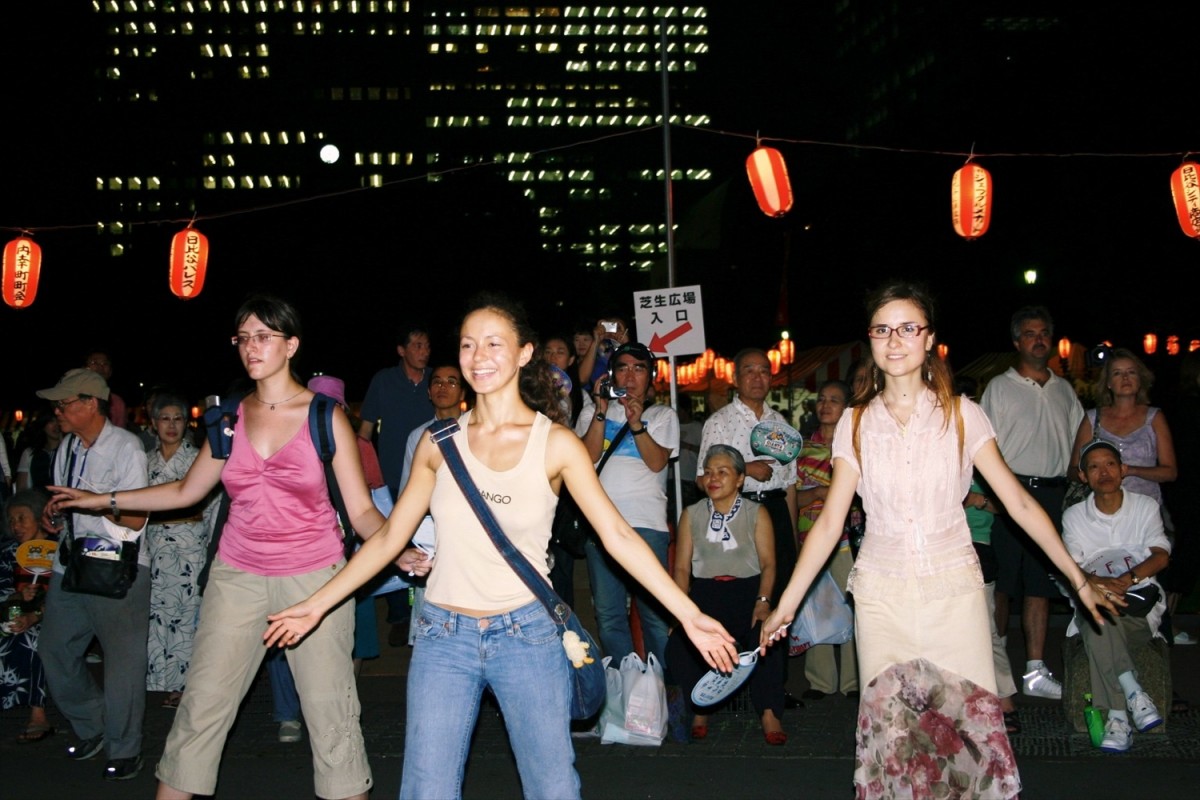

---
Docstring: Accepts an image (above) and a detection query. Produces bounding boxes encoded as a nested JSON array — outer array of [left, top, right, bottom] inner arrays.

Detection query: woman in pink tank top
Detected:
[[264, 292, 739, 800], [50, 295, 411, 800]]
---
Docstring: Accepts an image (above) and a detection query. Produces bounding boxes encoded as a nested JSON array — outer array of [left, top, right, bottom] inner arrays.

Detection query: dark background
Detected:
[[3, 3, 1197, 413]]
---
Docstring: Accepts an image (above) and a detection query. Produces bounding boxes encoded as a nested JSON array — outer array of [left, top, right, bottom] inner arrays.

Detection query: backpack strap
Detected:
[[203, 393, 245, 460], [309, 393, 357, 558]]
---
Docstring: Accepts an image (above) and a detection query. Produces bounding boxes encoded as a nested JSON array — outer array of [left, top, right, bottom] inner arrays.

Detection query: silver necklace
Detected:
[[253, 388, 304, 411]]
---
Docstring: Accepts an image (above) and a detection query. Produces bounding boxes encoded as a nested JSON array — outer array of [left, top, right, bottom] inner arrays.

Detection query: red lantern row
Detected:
[[2, 226, 208, 309]]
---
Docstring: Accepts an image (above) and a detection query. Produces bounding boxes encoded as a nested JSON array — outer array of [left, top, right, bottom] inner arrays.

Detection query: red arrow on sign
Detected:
[[648, 321, 694, 354]]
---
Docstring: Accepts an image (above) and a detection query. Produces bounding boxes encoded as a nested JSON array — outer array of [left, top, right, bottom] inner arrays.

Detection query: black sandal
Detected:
[[1003, 711, 1021, 735]]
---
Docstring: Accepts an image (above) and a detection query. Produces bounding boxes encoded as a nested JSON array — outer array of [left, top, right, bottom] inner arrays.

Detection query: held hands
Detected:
[[680, 613, 738, 673], [1077, 578, 1122, 624], [264, 599, 325, 649], [758, 606, 794, 654], [395, 547, 432, 577]]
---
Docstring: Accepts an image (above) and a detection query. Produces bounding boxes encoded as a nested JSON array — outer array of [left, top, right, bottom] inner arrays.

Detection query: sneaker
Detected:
[[1022, 665, 1063, 700], [1127, 690, 1163, 732], [85, 652, 103, 664], [278, 720, 303, 743], [104, 755, 143, 781], [66, 735, 105, 761], [1099, 716, 1132, 752], [1175, 631, 1198, 646]]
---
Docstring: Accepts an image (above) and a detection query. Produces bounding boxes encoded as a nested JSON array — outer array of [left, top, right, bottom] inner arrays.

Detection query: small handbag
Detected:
[[429, 417, 606, 720], [60, 529, 140, 600]]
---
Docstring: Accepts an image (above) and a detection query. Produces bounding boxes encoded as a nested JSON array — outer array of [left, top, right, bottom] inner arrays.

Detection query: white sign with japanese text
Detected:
[[633, 285, 706, 357]]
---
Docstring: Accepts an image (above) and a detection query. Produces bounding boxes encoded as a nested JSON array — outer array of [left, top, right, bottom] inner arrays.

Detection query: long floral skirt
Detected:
[[852, 587, 1020, 799]]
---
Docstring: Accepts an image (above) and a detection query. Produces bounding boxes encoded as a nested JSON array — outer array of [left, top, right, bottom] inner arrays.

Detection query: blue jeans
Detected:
[[584, 527, 670, 665], [266, 647, 300, 723], [401, 600, 579, 800]]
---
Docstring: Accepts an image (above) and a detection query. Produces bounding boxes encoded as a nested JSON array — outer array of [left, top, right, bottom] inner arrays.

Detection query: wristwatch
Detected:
[[631, 425, 647, 436], [755, 596, 770, 604], [594, 412, 605, 422], [1129, 570, 1141, 584]]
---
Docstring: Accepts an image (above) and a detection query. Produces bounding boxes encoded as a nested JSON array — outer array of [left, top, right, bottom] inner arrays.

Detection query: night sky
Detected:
[[3, 3, 1197, 414]]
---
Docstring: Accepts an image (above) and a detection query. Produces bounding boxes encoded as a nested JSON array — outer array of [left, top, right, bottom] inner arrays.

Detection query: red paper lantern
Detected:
[[1144, 333, 1158, 355], [746, 146, 793, 218], [2, 236, 42, 309], [951, 164, 993, 239], [169, 226, 209, 299], [1170, 162, 1200, 238]]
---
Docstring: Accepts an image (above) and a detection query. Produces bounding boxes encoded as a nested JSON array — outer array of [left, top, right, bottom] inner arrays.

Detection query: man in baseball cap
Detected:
[[36, 367, 151, 781]]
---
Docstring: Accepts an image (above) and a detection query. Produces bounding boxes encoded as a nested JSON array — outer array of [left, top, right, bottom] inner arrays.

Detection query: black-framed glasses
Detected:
[[867, 323, 929, 340], [231, 333, 288, 348], [54, 397, 85, 411]]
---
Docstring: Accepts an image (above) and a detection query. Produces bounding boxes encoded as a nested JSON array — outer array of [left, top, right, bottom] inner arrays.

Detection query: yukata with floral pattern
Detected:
[[834, 392, 1021, 800], [145, 439, 218, 692], [0, 537, 48, 712]]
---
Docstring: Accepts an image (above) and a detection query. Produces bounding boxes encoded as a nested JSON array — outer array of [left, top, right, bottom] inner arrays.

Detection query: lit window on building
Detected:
[[568, 169, 594, 180], [428, 42, 439, 52], [108, 177, 123, 190], [539, 170, 564, 181], [239, 65, 251, 78], [567, 115, 592, 126], [111, 244, 125, 256], [505, 24, 530, 34], [625, 61, 649, 71], [566, 60, 590, 71], [599, 224, 620, 236], [331, 87, 344, 99], [507, 97, 531, 108], [222, 176, 235, 189], [508, 170, 535, 181], [631, 242, 655, 253], [129, 177, 143, 190], [475, 6, 500, 16], [507, 115, 532, 126], [570, 242, 596, 254], [535, 42, 560, 52], [685, 168, 712, 180], [350, 87, 363, 99], [259, 176, 272, 188], [594, 23, 617, 34], [477, 42, 489, 53], [369, 174, 383, 187], [564, 6, 588, 17], [596, 60, 619, 71], [564, 24, 589, 34], [477, 24, 500, 34], [505, 6, 530, 16], [536, 115, 561, 126], [623, 24, 649, 35], [540, 225, 563, 236], [240, 131, 253, 144], [240, 176, 254, 188], [279, 175, 292, 188], [594, 6, 617, 18], [538, 206, 558, 217]]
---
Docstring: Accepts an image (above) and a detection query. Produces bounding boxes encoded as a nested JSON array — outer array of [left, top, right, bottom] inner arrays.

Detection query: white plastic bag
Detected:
[[600, 655, 665, 746], [788, 569, 854, 656], [620, 652, 667, 740]]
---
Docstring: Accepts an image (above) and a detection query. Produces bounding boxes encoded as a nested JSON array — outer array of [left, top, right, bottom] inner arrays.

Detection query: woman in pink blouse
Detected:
[[49, 295, 418, 800], [761, 281, 1115, 799]]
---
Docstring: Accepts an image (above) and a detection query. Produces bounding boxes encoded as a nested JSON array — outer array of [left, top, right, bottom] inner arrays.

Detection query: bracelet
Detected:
[[631, 425, 647, 436], [755, 596, 770, 604], [1074, 577, 1088, 593], [110, 491, 120, 522]]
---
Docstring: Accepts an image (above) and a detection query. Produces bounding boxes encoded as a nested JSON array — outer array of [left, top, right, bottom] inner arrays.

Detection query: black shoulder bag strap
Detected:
[[427, 418, 571, 626]]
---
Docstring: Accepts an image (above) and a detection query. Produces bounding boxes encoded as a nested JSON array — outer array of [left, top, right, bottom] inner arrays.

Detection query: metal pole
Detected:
[[659, 20, 683, 520]]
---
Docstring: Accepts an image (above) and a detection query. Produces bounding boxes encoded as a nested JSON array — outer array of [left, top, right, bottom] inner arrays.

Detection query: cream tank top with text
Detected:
[[426, 410, 559, 612]]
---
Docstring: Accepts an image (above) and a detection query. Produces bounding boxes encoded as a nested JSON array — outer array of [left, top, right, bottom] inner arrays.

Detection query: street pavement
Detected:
[[4, 596, 1200, 799]]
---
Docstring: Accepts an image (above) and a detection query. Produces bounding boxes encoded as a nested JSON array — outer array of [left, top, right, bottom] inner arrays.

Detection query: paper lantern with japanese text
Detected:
[[746, 146, 793, 218], [2, 236, 42, 309], [1170, 162, 1200, 238], [169, 227, 209, 299], [951, 164, 993, 239]]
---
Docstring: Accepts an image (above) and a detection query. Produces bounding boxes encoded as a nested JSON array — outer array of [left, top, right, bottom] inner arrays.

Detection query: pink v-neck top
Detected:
[[217, 405, 343, 576]]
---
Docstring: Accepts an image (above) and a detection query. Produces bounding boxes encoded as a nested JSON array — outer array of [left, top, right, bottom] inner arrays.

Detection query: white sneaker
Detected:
[[1127, 690, 1163, 732], [1099, 716, 1132, 752], [1174, 631, 1198, 646], [278, 720, 303, 743], [1022, 665, 1063, 700]]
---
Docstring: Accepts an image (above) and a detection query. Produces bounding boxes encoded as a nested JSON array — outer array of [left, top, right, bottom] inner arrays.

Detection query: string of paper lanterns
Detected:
[[5, 147, 1199, 309]]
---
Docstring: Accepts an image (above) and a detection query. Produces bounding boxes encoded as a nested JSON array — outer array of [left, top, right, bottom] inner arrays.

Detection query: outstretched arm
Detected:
[[975, 439, 1118, 625], [264, 436, 438, 647], [552, 427, 737, 672], [49, 439, 225, 518], [760, 457, 857, 650]]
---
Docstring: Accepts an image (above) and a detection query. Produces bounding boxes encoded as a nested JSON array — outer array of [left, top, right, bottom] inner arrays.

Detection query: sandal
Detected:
[[162, 693, 182, 709], [17, 725, 56, 743], [1003, 711, 1021, 735]]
